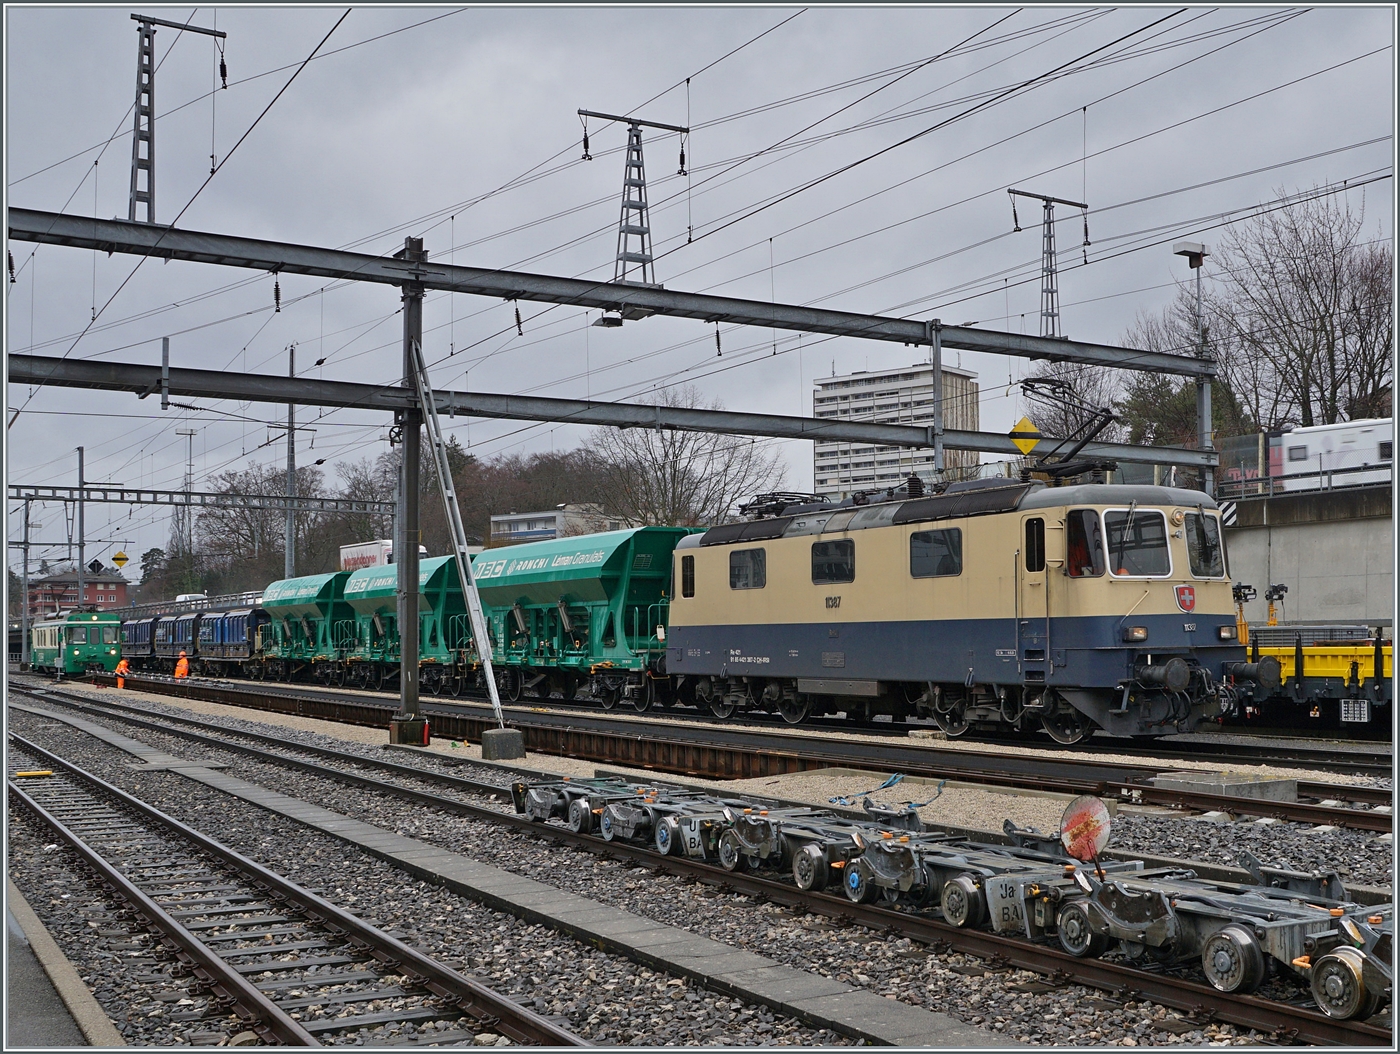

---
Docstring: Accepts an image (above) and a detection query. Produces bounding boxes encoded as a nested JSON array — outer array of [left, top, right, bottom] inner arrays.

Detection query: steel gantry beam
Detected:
[[8, 353, 1218, 467], [7, 208, 1213, 378], [7, 482, 395, 516]]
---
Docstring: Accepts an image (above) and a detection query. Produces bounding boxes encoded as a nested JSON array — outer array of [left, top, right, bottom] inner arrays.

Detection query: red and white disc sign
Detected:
[[1060, 795, 1113, 861]]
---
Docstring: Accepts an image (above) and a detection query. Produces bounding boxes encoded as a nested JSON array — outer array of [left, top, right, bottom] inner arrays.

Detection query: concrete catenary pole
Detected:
[[285, 343, 296, 580], [76, 447, 85, 610], [391, 236, 426, 742]]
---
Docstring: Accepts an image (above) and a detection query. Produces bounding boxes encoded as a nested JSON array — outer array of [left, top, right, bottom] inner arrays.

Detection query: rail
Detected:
[[9, 695, 1384, 1047], [8, 730, 586, 1047]]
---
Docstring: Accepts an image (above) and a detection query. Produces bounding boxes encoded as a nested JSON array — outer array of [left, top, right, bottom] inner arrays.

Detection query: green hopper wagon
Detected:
[[342, 556, 475, 693], [258, 571, 352, 682], [472, 527, 698, 709]]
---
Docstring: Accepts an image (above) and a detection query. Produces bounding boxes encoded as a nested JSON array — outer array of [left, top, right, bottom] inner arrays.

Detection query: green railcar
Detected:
[[472, 527, 699, 708], [257, 571, 352, 681], [30, 610, 122, 676], [342, 556, 476, 693]]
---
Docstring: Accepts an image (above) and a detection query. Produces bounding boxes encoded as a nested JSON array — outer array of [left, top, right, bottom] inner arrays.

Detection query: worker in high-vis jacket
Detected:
[[174, 651, 190, 679], [115, 657, 131, 689]]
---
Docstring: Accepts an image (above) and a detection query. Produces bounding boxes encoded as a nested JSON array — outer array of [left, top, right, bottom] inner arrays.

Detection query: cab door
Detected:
[[1018, 517, 1049, 684]]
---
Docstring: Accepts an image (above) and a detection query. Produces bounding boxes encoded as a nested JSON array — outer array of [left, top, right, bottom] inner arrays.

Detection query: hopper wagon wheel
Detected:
[[448, 671, 464, 697], [500, 669, 523, 703], [372, 665, 386, 692], [597, 680, 621, 710], [633, 678, 655, 713], [1056, 901, 1110, 958], [426, 669, 443, 696], [530, 675, 552, 701], [560, 676, 578, 702], [792, 844, 829, 891]]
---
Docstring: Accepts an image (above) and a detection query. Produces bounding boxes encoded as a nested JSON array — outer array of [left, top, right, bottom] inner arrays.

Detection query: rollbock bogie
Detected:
[[510, 775, 1392, 1020]]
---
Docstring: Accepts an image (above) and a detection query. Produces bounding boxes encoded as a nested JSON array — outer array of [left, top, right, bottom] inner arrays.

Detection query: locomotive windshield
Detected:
[[1184, 512, 1225, 577], [1104, 509, 1171, 576]]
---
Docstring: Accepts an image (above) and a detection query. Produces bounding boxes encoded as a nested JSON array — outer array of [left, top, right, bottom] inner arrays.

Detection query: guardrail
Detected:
[[1216, 460, 1392, 499]]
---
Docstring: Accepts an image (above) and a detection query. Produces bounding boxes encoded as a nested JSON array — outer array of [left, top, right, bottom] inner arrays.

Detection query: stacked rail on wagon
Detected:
[[341, 555, 475, 694], [472, 527, 699, 709], [1233, 625, 1392, 730], [29, 610, 122, 676], [257, 571, 352, 682]]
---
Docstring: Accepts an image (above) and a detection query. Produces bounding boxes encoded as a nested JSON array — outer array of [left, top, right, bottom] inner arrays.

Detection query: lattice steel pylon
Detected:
[[578, 109, 688, 295], [1008, 188, 1089, 339], [127, 15, 228, 225], [129, 19, 156, 224], [615, 123, 656, 286]]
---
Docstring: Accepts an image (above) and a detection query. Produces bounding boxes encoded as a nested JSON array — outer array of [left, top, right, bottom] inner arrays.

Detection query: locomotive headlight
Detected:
[[1169, 509, 1186, 527], [1218, 625, 1237, 640], [1122, 626, 1149, 642]]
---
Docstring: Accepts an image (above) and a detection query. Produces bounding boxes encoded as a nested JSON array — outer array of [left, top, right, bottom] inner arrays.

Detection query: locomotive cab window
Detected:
[[910, 528, 962, 578], [681, 554, 695, 598], [1024, 518, 1045, 572], [811, 540, 854, 584], [101, 625, 118, 645], [1066, 509, 1105, 578], [729, 548, 767, 589], [1184, 512, 1226, 578], [1105, 509, 1171, 576]]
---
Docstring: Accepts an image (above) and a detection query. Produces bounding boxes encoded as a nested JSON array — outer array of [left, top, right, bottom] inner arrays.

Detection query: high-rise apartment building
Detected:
[[813, 364, 980, 498]]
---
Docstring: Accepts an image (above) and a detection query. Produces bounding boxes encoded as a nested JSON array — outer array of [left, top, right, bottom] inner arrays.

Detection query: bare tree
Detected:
[[1209, 189, 1393, 428], [584, 387, 785, 526], [193, 461, 326, 589], [1019, 360, 1125, 444]]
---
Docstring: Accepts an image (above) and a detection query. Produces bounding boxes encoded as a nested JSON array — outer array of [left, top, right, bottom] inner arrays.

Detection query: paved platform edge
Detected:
[[6, 878, 127, 1047], [17, 701, 1005, 1048]]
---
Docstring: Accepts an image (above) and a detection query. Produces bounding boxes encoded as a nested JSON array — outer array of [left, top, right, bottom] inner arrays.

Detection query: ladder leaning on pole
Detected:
[[407, 338, 507, 729]]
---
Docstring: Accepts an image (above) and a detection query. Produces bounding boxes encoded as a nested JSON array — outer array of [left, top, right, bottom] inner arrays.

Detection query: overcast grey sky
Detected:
[[6, 4, 1395, 576]]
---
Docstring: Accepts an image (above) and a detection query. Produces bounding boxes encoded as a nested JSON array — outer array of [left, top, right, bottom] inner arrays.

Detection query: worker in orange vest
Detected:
[[174, 651, 190, 679], [114, 657, 131, 690]]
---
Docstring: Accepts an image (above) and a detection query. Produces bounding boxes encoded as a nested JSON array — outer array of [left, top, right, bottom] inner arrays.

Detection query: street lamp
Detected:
[[1173, 241, 1213, 496]]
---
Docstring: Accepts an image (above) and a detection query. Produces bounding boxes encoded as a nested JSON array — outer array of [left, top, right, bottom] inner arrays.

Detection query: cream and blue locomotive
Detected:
[[666, 479, 1280, 742]]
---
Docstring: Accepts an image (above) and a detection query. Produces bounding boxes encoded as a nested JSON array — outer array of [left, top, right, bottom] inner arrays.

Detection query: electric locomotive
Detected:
[[666, 478, 1280, 741]]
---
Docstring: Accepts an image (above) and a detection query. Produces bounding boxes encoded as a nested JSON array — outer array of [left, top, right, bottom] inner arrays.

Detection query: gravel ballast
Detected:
[[11, 699, 1365, 1045]]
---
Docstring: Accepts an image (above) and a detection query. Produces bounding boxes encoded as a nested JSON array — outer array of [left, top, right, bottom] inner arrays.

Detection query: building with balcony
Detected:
[[488, 503, 626, 546], [813, 364, 980, 498], [25, 567, 131, 618]]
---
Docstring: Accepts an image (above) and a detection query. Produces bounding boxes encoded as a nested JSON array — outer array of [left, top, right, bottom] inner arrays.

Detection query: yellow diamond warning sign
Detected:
[[111, 551, 129, 569], [1010, 416, 1041, 455]]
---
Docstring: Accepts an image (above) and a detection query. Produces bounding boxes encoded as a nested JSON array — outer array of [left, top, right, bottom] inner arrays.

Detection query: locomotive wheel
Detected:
[[792, 844, 828, 891], [932, 700, 969, 737], [709, 696, 736, 720], [1310, 947, 1381, 1019], [567, 798, 593, 835], [1056, 901, 1110, 958], [777, 695, 810, 725], [599, 805, 619, 842], [1201, 925, 1267, 994], [654, 815, 681, 856], [717, 830, 748, 872], [843, 857, 879, 904], [940, 875, 986, 928], [1041, 706, 1092, 746]]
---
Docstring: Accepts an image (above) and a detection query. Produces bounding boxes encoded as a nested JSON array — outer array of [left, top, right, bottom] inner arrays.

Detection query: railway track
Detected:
[[5, 732, 583, 1048], [8, 690, 1389, 1048], [61, 674, 1393, 833]]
